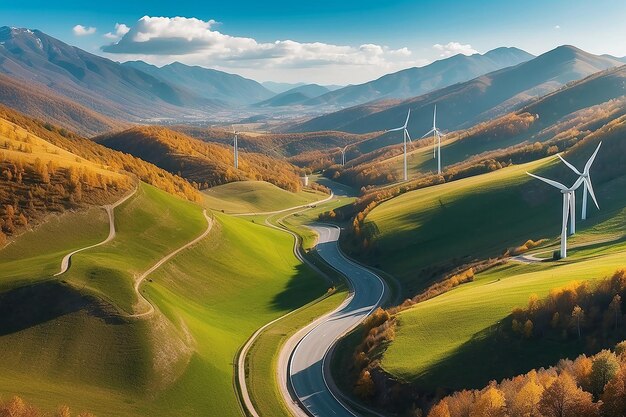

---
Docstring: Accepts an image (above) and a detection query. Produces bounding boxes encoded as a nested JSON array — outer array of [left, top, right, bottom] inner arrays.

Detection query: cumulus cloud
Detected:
[[554, 25, 561, 30], [73, 25, 97, 36], [433, 42, 478, 58], [104, 23, 130, 40], [100, 16, 420, 83]]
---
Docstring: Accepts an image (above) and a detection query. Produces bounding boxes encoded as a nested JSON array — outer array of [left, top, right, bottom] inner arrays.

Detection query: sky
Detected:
[[2, 0, 626, 84]]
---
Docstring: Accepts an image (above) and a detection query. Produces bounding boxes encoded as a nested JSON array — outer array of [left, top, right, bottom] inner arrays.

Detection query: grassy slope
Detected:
[[143, 212, 329, 417], [203, 180, 325, 214]]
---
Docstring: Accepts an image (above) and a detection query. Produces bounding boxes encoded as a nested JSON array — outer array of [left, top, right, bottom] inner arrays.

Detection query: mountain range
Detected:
[[291, 46, 624, 134], [302, 47, 535, 108], [253, 84, 331, 107]]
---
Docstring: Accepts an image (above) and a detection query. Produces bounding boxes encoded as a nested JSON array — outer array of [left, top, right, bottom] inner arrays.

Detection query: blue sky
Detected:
[[2, 0, 626, 84]]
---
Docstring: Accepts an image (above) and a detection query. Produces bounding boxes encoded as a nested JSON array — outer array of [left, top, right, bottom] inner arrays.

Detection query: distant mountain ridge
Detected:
[[122, 61, 275, 105], [291, 46, 624, 135], [253, 84, 331, 107], [303, 47, 535, 108]]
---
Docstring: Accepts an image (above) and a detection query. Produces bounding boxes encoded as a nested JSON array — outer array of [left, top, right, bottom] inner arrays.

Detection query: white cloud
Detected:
[[73, 25, 97, 36], [104, 23, 130, 40], [100, 16, 420, 84], [433, 42, 478, 58], [554, 25, 561, 30]]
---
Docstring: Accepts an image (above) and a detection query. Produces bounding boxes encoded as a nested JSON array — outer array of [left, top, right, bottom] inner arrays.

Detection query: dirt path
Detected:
[[54, 187, 138, 276], [130, 210, 213, 318]]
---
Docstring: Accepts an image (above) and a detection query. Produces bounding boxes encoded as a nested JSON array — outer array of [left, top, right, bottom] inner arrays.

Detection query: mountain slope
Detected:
[[123, 61, 274, 105], [305, 47, 534, 108], [95, 126, 305, 191], [0, 73, 126, 136], [293, 46, 623, 135], [254, 84, 331, 107], [0, 27, 220, 121]]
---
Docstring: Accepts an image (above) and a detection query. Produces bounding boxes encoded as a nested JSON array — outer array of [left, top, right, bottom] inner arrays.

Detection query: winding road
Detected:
[[284, 225, 387, 417]]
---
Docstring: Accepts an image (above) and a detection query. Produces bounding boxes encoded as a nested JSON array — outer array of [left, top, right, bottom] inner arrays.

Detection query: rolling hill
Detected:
[[303, 47, 534, 108], [94, 126, 306, 191], [123, 61, 274, 105], [254, 84, 331, 107], [292, 46, 623, 135], [0, 27, 220, 121]]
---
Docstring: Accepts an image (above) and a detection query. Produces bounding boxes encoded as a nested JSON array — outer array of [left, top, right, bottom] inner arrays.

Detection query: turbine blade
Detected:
[[421, 128, 435, 139], [405, 129, 412, 143], [526, 172, 568, 190], [433, 105, 437, 128], [557, 154, 583, 175], [387, 126, 404, 132], [404, 109, 411, 128], [562, 194, 570, 233], [584, 142, 602, 173], [586, 178, 600, 209]]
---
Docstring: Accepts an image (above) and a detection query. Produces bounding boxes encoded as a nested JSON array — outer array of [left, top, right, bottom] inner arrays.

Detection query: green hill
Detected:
[[0, 181, 327, 416], [203, 180, 326, 214]]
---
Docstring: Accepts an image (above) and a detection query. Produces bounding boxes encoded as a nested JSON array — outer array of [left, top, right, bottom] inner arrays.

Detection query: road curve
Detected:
[[54, 187, 138, 276], [286, 224, 387, 417]]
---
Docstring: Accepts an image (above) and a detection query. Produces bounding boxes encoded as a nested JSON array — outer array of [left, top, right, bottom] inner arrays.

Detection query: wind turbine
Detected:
[[232, 128, 239, 169], [340, 145, 348, 166], [527, 173, 584, 259], [421, 105, 445, 174], [386, 109, 412, 181], [557, 142, 602, 220]]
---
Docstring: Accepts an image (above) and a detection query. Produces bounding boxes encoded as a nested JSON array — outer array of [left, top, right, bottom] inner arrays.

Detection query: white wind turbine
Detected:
[[386, 109, 412, 182], [232, 128, 239, 169], [340, 145, 348, 166], [527, 173, 584, 259], [557, 142, 602, 220], [421, 105, 445, 174]]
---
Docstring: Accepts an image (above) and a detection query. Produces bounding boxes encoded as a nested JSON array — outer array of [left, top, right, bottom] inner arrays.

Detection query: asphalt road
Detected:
[[288, 224, 386, 417]]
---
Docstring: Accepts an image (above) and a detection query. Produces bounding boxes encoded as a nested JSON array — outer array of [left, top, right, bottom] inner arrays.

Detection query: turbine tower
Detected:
[[387, 109, 412, 182], [527, 173, 583, 259], [421, 105, 445, 174], [557, 142, 602, 220], [232, 128, 239, 169]]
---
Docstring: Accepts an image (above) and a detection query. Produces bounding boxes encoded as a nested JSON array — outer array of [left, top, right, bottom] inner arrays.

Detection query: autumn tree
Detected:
[[589, 350, 620, 398], [538, 372, 598, 417], [609, 294, 622, 331], [469, 386, 507, 417], [428, 400, 451, 417], [511, 375, 543, 417], [354, 369, 375, 399], [572, 305, 584, 340]]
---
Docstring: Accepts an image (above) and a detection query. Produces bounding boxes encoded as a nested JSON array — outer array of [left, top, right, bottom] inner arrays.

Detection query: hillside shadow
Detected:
[[0, 280, 123, 335], [409, 317, 593, 394], [270, 262, 328, 311]]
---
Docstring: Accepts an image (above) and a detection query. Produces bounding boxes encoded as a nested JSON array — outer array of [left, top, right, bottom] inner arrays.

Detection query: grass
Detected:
[[382, 239, 626, 391], [203, 180, 326, 214], [0, 207, 109, 289]]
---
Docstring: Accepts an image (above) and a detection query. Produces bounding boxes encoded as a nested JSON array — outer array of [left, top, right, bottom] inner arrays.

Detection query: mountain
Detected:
[[0, 73, 125, 136], [123, 61, 274, 105], [253, 84, 331, 107], [0, 27, 220, 121], [262, 81, 307, 94], [303, 47, 535, 108], [292, 46, 623, 134]]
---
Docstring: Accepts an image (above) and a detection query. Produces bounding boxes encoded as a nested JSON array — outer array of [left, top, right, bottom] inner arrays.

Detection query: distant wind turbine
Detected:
[[527, 173, 584, 259], [557, 142, 602, 220], [232, 128, 239, 169], [340, 145, 348, 166], [421, 105, 445, 174], [387, 109, 412, 182]]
